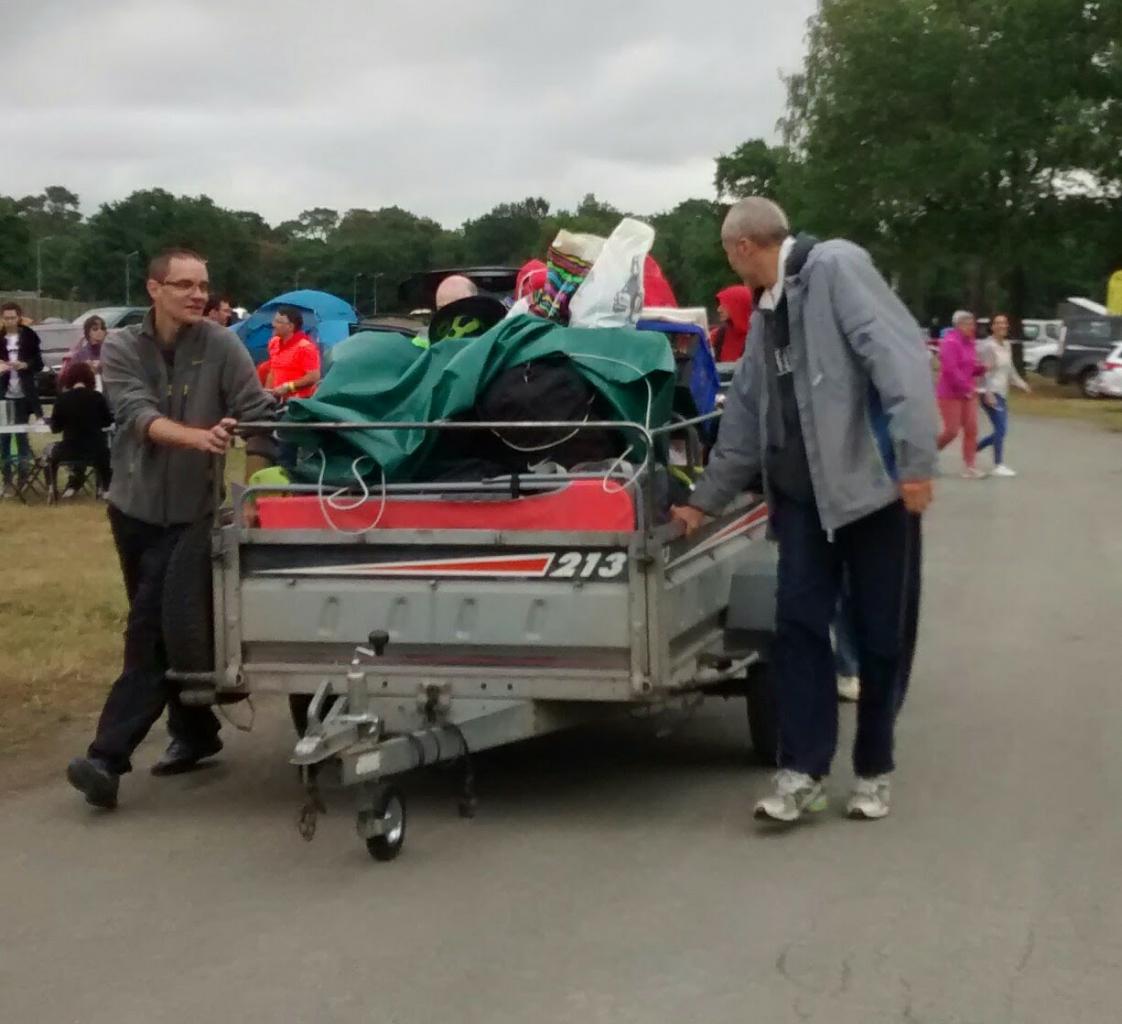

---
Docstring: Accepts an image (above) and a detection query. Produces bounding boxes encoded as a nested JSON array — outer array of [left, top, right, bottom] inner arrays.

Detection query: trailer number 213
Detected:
[[549, 552, 628, 580]]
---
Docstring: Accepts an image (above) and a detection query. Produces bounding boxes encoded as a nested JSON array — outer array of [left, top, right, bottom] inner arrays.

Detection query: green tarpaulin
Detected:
[[284, 314, 676, 485]]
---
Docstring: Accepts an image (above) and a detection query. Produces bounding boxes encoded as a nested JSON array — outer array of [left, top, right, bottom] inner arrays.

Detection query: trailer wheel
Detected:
[[745, 662, 779, 767], [163, 517, 214, 675], [365, 786, 406, 862]]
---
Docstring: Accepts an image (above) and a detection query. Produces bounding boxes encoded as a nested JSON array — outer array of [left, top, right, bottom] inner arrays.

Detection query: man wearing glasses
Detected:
[[66, 248, 275, 810]]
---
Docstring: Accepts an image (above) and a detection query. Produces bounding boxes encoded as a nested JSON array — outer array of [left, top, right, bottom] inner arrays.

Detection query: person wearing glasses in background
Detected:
[[263, 306, 321, 471], [66, 248, 276, 812]]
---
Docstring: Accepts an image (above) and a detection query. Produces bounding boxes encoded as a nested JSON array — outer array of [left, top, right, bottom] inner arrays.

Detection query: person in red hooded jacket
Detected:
[[710, 285, 753, 362], [515, 259, 548, 302], [643, 255, 678, 308]]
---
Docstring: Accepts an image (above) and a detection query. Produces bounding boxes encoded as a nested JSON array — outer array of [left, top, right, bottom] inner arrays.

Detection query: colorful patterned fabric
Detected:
[[527, 246, 594, 324]]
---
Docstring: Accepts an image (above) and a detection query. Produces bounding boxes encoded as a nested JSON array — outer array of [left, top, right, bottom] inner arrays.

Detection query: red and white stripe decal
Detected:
[[258, 553, 556, 579], [668, 504, 769, 569]]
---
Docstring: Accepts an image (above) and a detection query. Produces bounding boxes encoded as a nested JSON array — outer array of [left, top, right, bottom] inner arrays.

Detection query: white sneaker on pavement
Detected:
[[991, 464, 1017, 478], [847, 775, 892, 820], [837, 676, 860, 702], [754, 770, 828, 823], [961, 467, 986, 480]]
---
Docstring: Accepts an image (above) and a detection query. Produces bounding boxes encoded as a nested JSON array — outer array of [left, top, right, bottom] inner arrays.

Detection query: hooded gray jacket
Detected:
[[102, 313, 275, 525], [691, 240, 938, 532]]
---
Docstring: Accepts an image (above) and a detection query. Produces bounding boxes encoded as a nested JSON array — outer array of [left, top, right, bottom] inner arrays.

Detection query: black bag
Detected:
[[475, 358, 622, 469]]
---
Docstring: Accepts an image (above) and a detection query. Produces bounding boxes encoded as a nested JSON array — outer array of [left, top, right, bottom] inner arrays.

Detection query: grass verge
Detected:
[[0, 448, 246, 758], [1012, 375, 1122, 431]]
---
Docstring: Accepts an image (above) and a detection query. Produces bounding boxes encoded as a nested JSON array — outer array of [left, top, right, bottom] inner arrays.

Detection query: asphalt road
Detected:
[[2, 415, 1120, 1024]]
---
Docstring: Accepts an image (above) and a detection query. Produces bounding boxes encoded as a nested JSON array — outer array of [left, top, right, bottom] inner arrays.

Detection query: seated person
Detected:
[[48, 362, 113, 498]]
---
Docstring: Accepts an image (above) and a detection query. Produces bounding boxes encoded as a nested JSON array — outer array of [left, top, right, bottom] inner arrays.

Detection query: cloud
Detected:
[[6, 0, 816, 225]]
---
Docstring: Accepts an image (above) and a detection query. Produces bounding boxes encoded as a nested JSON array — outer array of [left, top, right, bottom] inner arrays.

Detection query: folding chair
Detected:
[[45, 446, 106, 504], [11, 453, 50, 503]]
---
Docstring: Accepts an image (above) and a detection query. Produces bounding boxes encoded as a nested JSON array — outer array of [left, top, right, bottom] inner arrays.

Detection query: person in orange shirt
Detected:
[[264, 307, 321, 400]]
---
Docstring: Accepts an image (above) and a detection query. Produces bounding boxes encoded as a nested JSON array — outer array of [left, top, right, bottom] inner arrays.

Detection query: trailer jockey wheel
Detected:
[[363, 785, 406, 862]]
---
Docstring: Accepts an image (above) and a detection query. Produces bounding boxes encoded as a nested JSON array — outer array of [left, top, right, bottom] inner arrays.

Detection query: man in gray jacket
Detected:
[[673, 198, 938, 824], [67, 248, 275, 810]]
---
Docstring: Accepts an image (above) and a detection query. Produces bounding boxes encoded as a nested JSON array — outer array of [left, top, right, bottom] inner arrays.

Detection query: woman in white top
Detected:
[[978, 314, 1031, 477]]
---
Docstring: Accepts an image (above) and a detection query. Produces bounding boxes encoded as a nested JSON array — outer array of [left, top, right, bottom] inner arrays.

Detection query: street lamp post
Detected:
[[294, 266, 306, 289], [372, 272, 386, 316], [352, 272, 364, 312], [36, 236, 56, 297], [125, 251, 140, 304]]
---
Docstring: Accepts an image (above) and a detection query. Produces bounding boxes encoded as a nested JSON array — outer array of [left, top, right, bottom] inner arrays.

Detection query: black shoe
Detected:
[[150, 737, 223, 777], [66, 757, 119, 809]]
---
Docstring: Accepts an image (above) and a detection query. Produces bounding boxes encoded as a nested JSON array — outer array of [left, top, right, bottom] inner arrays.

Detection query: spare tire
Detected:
[[162, 517, 215, 675]]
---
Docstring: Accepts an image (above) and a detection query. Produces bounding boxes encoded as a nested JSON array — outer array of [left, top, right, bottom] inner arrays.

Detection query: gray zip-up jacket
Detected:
[[691, 240, 938, 532], [102, 313, 275, 525]]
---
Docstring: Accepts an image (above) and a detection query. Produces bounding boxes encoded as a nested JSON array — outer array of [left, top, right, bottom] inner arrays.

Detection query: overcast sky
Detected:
[[7, 0, 817, 228]]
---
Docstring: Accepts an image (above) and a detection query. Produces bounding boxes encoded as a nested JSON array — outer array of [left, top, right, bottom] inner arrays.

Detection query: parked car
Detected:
[[1020, 319, 1063, 378], [1023, 339, 1060, 377], [1087, 343, 1122, 399], [397, 267, 519, 311], [34, 305, 149, 399], [1058, 314, 1122, 397], [1022, 319, 1063, 344]]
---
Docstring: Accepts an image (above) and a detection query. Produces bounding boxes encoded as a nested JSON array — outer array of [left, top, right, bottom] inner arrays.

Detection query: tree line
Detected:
[[0, 187, 731, 318], [3, 0, 1118, 323]]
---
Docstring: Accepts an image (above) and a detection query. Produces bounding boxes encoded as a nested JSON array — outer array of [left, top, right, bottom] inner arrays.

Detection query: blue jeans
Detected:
[[2, 397, 33, 484], [977, 395, 1008, 464], [834, 583, 859, 679], [771, 495, 922, 779]]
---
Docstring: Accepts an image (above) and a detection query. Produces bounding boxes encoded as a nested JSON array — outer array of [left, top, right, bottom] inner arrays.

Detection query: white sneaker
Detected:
[[61, 488, 77, 499], [754, 770, 828, 823], [837, 676, 860, 702], [847, 775, 892, 820], [961, 467, 986, 480], [991, 464, 1017, 478]]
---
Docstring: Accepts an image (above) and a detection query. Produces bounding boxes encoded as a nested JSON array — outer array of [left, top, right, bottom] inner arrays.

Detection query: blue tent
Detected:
[[232, 290, 357, 365]]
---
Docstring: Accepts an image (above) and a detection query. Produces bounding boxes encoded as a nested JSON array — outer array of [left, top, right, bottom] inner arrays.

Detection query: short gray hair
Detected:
[[952, 309, 975, 327], [721, 197, 790, 246]]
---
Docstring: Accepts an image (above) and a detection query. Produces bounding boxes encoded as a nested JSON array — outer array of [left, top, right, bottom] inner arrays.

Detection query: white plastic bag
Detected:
[[569, 218, 655, 329]]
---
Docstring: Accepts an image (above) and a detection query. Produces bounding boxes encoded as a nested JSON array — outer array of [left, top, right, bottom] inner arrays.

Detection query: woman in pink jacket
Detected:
[[937, 310, 987, 478]]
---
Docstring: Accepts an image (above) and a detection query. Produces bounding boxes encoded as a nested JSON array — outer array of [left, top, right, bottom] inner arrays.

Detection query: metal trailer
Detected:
[[170, 417, 778, 862]]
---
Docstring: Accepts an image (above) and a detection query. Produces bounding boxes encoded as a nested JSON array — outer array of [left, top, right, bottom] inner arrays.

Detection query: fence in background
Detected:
[[0, 292, 112, 323]]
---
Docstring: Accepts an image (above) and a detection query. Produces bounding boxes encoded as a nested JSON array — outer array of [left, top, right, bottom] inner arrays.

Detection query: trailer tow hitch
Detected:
[[291, 631, 389, 841]]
